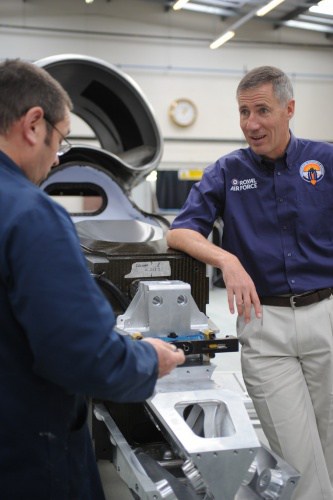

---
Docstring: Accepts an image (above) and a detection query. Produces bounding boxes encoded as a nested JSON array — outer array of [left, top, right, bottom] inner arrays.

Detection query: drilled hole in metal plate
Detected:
[[177, 294, 188, 306]]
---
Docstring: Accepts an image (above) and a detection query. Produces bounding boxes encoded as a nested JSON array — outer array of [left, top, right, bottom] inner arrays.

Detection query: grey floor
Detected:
[[97, 286, 259, 499]]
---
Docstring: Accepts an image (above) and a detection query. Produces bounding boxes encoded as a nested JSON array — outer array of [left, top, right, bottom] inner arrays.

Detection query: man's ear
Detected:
[[287, 99, 295, 120], [22, 106, 45, 146]]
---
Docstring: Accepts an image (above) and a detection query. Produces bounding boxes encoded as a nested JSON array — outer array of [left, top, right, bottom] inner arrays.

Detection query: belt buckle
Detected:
[[289, 289, 327, 309], [290, 294, 298, 309]]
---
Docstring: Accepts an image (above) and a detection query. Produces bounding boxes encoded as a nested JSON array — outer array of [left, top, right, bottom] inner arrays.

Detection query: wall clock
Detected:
[[169, 98, 197, 127]]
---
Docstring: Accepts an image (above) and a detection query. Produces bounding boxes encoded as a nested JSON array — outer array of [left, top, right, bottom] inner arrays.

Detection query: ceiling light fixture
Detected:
[[85, 0, 94, 4], [256, 0, 285, 17], [209, 7, 259, 49], [210, 30, 235, 49], [298, 13, 333, 26], [176, 2, 236, 17], [280, 19, 333, 33], [310, 0, 333, 16], [173, 0, 190, 11]]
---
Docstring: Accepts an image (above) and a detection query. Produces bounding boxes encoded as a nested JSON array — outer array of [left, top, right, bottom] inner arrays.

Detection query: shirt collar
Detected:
[[0, 150, 27, 179], [284, 131, 298, 169], [248, 130, 297, 171]]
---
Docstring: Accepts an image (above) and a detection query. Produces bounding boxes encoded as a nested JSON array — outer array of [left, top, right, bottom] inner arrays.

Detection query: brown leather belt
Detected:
[[260, 288, 333, 309]]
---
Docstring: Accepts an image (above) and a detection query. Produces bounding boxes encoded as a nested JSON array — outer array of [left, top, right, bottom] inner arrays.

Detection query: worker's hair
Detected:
[[236, 66, 293, 105], [0, 58, 72, 134]]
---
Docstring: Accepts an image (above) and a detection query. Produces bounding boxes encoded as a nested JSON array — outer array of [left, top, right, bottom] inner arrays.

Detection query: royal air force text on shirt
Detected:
[[230, 178, 258, 191]]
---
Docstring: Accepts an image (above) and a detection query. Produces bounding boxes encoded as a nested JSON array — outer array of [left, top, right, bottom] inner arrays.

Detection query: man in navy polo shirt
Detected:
[[167, 66, 333, 500], [0, 59, 185, 499]]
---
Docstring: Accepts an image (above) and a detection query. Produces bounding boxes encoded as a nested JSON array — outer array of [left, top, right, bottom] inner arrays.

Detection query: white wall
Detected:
[[0, 0, 333, 173]]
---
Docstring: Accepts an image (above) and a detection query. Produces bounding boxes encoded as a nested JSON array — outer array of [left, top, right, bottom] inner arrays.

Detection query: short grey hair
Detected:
[[236, 66, 293, 105]]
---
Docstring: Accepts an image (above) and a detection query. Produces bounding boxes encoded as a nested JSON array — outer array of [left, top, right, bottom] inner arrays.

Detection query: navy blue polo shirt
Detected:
[[171, 133, 333, 296], [0, 150, 159, 498]]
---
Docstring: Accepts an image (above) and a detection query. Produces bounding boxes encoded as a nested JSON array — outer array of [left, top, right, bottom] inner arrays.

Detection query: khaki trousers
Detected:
[[237, 296, 333, 500]]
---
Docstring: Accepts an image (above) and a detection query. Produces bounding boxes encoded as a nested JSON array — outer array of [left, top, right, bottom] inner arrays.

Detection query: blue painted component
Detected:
[[159, 332, 205, 342]]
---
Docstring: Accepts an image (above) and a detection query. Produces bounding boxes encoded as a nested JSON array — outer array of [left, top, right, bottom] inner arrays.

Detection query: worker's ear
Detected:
[[286, 99, 295, 120], [22, 106, 45, 146]]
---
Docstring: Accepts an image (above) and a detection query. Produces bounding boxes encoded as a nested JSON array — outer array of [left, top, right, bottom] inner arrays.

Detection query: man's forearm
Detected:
[[167, 228, 261, 321], [166, 228, 235, 271]]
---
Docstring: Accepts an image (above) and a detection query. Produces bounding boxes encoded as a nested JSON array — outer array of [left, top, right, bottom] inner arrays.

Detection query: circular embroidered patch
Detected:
[[299, 160, 325, 186]]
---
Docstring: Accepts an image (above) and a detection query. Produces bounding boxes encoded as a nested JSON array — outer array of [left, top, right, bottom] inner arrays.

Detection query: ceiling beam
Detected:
[[277, 0, 318, 22]]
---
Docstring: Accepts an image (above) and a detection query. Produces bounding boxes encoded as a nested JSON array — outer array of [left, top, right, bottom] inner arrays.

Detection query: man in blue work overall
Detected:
[[167, 65, 333, 500], [0, 59, 184, 499]]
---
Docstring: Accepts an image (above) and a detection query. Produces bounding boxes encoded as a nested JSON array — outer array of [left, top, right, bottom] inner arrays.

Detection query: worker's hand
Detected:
[[143, 338, 185, 378], [221, 254, 261, 323]]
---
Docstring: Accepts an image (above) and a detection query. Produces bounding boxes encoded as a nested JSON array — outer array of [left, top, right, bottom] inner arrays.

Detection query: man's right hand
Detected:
[[167, 228, 261, 324], [143, 338, 185, 378], [221, 253, 261, 323]]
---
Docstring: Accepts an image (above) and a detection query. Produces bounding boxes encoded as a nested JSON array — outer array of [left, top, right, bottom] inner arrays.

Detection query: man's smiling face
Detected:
[[238, 82, 295, 160]]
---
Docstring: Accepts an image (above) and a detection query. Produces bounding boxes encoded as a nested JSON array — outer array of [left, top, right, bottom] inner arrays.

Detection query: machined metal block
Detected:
[[147, 388, 260, 500]]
